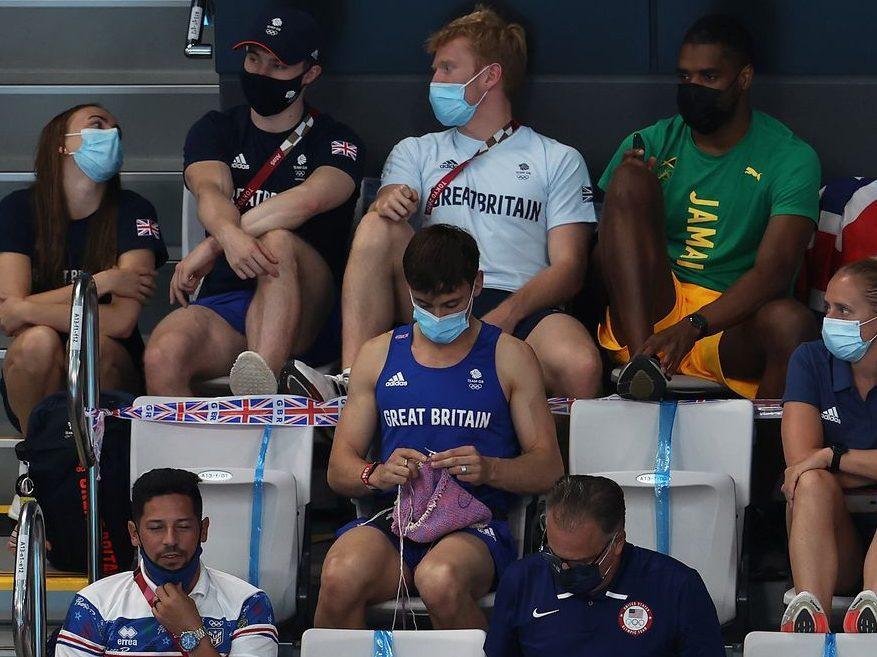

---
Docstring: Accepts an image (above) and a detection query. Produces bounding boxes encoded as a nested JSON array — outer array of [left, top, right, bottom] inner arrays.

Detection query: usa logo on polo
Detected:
[[618, 601, 653, 636]]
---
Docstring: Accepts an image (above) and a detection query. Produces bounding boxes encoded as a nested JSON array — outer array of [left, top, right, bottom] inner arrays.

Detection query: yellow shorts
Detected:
[[597, 273, 759, 399]]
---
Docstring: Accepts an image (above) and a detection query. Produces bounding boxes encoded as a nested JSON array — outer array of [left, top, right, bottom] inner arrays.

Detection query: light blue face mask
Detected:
[[411, 285, 475, 344], [65, 127, 123, 182], [428, 64, 493, 127], [822, 315, 877, 362]]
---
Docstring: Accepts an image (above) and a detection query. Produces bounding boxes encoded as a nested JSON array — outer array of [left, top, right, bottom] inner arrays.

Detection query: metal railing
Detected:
[[67, 273, 101, 583], [185, 0, 212, 58], [13, 501, 47, 657]]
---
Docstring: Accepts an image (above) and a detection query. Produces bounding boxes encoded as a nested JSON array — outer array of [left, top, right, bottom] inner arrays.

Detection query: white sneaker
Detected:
[[280, 360, 345, 401], [229, 351, 278, 396], [781, 590, 830, 633], [844, 590, 877, 633]]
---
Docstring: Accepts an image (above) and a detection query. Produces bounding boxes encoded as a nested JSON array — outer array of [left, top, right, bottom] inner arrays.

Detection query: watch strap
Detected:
[[829, 444, 848, 473]]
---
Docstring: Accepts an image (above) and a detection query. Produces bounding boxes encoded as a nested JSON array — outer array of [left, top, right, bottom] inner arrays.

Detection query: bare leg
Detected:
[[98, 335, 143, 394], [597, 162, 676, 352], [414, 532, 494, 629], [720, 298, 819, 397], [315, 525, 413, 629], [2, 326, 65, 434], [144, 307, 246, 396], [245, 230, 334, 374], [340, 212, 415, 369], [864, 534, 877, 592], [788, 469, 864, 614], [525, 314, 602, 398]]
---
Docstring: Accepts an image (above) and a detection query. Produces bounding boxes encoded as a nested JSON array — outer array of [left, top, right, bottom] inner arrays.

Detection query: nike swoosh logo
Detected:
[[532, 608, 559, 618]]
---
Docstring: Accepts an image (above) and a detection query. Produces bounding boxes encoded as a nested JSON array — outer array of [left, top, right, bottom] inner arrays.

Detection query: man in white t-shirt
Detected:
[[287, 5, 600, 401]]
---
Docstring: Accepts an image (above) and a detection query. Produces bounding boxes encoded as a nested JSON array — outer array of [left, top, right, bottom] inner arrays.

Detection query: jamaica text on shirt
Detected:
[[676, 191, 718, 271]]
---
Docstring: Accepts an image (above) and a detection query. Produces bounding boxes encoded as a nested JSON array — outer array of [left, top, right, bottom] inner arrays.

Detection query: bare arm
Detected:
[[485, 335, 564, 494], [0, 253, 31, 302], [699, 215, 814, 333], [184, 160, 240, 241], [327, 333, 429, 497], [239, 166, 355, 236], [13, 249, 156, 339], [482, 224, 591, 331]]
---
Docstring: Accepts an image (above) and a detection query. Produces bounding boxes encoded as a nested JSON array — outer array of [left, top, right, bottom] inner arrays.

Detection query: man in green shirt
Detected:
[[597, 14, 820, 400]]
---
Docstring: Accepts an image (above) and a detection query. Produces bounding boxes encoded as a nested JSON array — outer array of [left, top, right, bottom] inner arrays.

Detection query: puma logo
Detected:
[[744, 166, 762, 181]]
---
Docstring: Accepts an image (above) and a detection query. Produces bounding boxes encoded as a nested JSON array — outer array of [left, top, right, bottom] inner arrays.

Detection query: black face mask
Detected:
[[239, 69, 308, 117], [541, 532, 619, 597], [676, 71, 742, 135]]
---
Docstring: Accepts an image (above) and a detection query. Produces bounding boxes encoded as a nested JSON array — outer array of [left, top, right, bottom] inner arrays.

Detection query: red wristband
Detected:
[[361, 461, 381, 491]]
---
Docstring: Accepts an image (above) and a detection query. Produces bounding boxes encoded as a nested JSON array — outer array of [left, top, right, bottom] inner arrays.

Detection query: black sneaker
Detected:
[[279, 360, 346, 401], [616, 355, 667, 401]]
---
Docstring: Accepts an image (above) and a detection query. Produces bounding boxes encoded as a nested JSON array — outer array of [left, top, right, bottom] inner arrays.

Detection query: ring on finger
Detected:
[[460, 465, 468, 474]]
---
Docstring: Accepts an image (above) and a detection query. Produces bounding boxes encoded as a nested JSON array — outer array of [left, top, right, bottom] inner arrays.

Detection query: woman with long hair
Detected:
[[781, 258, 877, 634], [0, 103, 167, 434]]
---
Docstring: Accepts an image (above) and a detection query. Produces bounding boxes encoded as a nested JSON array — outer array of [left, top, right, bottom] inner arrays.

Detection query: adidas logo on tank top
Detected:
[[231, 153, 250, 170], [821, 407, 841, 424], [385, 372, 408, 387]]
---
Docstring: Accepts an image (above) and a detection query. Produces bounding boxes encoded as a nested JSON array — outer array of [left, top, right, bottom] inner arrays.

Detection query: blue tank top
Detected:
[[375, 322, 519, 515]]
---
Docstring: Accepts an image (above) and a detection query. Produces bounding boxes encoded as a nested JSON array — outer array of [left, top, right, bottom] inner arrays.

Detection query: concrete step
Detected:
[[0, 0, 218, 85], [0, 85, 219, 171]]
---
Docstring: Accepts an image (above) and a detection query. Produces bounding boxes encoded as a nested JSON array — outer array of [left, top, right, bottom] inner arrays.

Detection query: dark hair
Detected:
[[546, 475, 625, 534], [837, 258, 877, 313], [132, 469, 203, 522], [32, 103, 121, 293], [682, 14, 754, 67], [402, 224, 479, 295]]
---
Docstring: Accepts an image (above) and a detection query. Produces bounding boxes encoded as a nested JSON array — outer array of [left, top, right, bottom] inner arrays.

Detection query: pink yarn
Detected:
[[391, 463, 492, 543]]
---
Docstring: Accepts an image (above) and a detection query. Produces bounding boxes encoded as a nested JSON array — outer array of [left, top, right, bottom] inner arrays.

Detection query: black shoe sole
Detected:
[[617, 355, 667, 401]]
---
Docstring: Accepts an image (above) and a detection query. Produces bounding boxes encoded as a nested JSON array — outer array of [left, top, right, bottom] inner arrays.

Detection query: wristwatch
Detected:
[[178, 625, 207, 652], [686, 312, 709, 338], [829, 443, 849, 473]]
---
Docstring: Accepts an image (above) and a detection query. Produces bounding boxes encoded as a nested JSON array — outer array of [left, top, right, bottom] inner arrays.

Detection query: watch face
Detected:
[[179, 633, 199, 651]]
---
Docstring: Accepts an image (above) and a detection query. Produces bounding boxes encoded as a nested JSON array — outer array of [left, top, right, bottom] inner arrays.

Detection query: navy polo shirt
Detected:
[[784, 340, 877, 450], [485, 543, 724, 657]]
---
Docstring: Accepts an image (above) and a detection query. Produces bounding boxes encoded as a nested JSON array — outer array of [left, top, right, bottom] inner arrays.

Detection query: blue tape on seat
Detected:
[[823, 633, 836, 657], [655, 401, 678, 555], [248, 425, 272, 586], [374, 630, 394, 657]]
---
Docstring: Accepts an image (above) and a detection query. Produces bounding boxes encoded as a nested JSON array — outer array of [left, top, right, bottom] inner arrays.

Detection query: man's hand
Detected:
[[169, 241, 221, 307], [216, 226, 279, 280], [0, 298, 31, 336], [638, 319, 700, 376], [372, 185, 419, 222], [782, 448, 833, 507], [95, 267, 157, 303], [620, 148, 657, 171], [430, 445, 494, 486], [480, 305, 517, 335], [151, 583, 203, 638], [370, 448, 428, 491]]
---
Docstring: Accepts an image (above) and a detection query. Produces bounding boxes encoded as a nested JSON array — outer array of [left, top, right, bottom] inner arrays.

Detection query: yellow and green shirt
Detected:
[[598, 111, 821, 292]]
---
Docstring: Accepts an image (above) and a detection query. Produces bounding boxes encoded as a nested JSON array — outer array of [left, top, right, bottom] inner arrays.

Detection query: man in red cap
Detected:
[[145, 6, 364, 396]]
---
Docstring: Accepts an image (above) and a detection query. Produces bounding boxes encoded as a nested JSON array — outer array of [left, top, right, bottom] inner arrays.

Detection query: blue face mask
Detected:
[[65, 127, 123, 182], [428, 65, 493, 127], [822, 315, 877, 362], [542, 531, 619, 597], [140, 545, 202, 589], [411, 285, 475, 345]]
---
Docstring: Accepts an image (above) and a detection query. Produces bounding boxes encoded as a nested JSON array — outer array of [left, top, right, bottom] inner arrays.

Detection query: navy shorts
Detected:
[[337, 509, 517, 589], [192, 290, 255, 335], [473, 288, 563, 341]]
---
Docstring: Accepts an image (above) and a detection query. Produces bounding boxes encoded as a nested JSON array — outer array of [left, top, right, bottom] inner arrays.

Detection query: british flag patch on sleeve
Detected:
[[330, 140, 358, 160], [135, 219, 161, 239]]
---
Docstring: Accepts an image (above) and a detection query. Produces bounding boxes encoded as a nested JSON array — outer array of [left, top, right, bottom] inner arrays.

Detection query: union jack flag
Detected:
[[330, 140, 358, 160], [136, 218, 161, 238]]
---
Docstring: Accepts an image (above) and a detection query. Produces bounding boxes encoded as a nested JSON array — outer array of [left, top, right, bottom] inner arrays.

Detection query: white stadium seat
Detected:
[[181, 186, 202, 257], [129, 396, 314, 623], [301, 628, 486, 657], [357, 496, 531, 624], [744, 631, 877, 656], [569, 398, 754, 625]]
